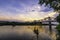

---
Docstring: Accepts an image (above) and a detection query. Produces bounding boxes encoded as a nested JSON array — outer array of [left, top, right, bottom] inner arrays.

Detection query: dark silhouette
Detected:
[[0, 21, 42, 26], [11, 22, 16, 29], [33, 27, 39, 40], [39, 0, 60, 39], [39, 0, 60, 12], [56, 14, 60, 23], [48, 17, 52, 32]]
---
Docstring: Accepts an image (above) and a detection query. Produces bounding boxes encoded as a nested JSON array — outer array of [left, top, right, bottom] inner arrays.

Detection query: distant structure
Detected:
[[48, 17, 52, 31], [41, 17, 58, 32]]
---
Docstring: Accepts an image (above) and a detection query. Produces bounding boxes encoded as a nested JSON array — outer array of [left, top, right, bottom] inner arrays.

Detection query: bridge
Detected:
[[41, 17, 58, 26], [40, 17, 59, 32]]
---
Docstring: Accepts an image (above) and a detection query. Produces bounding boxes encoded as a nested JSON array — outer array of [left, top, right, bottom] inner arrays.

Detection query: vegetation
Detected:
[[56, 24, 60, 40], [39, 0, 60, 12], [39, 0, 60, 29], [56, 14, 60, 23], [56, 24, 60, 30], [39, 0, 60, 39], [0, 21, 42, 26]]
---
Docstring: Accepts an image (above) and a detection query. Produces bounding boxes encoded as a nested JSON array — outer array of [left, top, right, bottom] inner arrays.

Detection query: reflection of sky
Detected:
[[0, 0, 58, 21]]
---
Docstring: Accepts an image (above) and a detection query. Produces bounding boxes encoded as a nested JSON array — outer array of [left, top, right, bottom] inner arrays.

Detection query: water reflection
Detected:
[[0, 25, 57, 40], [28, 25, 57, 40]]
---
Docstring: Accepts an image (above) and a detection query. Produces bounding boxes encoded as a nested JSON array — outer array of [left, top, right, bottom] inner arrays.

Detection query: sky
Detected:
[[0, 0, 58, 22]]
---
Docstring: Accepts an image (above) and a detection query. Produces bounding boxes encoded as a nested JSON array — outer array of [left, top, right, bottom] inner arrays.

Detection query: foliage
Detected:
[[39, 0, 60, 23], [39, 0, 60, 11], [56, 24, 60, 30], [56, 14, 60, 23], [56, 24, 60, 40], [39, 1, 60, 40]]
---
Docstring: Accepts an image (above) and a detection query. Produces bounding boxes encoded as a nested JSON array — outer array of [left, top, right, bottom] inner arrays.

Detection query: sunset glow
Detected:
[[0, 0, 58, 21]]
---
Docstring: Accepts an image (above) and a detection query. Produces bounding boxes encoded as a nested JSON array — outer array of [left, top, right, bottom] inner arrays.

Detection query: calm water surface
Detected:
[[0, 25, 57, 40]]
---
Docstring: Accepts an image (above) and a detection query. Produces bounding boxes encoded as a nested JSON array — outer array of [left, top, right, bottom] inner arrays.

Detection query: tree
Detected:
[[39, 0, 60, 40], [39, 0, 60, 22], [39, 0, 60, 12], [56, 14, 60, 23]]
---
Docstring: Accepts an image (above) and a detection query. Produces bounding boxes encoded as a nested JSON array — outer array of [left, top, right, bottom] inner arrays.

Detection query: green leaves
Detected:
[[56, 14, 60, 23], [39, 0, 60, 11], [56, 24, 60, 30]]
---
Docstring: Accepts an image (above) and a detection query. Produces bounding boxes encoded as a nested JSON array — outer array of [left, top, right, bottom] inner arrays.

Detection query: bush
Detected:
[[56, 24, 60, 30], [56, 14, 60, 23]]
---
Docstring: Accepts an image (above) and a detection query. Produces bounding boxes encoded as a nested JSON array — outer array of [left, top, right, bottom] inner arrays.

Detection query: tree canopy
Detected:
[[39, 0, 60, 23], [39, 0, 60, 12], [56, 14, 60, 23]]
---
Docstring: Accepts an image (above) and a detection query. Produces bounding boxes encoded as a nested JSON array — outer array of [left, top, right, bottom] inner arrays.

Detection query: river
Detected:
[[0, 25, 57, 40]]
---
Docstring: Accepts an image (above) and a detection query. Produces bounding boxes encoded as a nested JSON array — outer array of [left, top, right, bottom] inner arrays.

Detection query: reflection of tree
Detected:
[[31, 35, 38, 40], [55, 15, 60, 40], [28, 25, 48, 40], [56, 31, 60, 40], [12, 25, 15, 28], [28, 25, 56, 40], [28, 26, 40, 40], [56, 14, 60, 23], [56, 24, 60, 40], [33, 26, 39, 40]]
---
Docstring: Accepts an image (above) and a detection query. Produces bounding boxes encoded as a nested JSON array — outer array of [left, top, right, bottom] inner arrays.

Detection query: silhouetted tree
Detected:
[[56, 14, 60, 23], [39, 0, 60, 40], [39, 0, 60, 23], [38, 0, 60, 27], [39, 0, 60, 12]]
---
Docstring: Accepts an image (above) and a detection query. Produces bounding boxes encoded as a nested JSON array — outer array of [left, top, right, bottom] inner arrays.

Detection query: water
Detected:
[[0, 25, 57, 40]]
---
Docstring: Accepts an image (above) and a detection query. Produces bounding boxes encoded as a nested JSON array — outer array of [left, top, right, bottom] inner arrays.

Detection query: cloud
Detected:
[[0, 0, 57, 21], [15, 11, 57, 21]]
